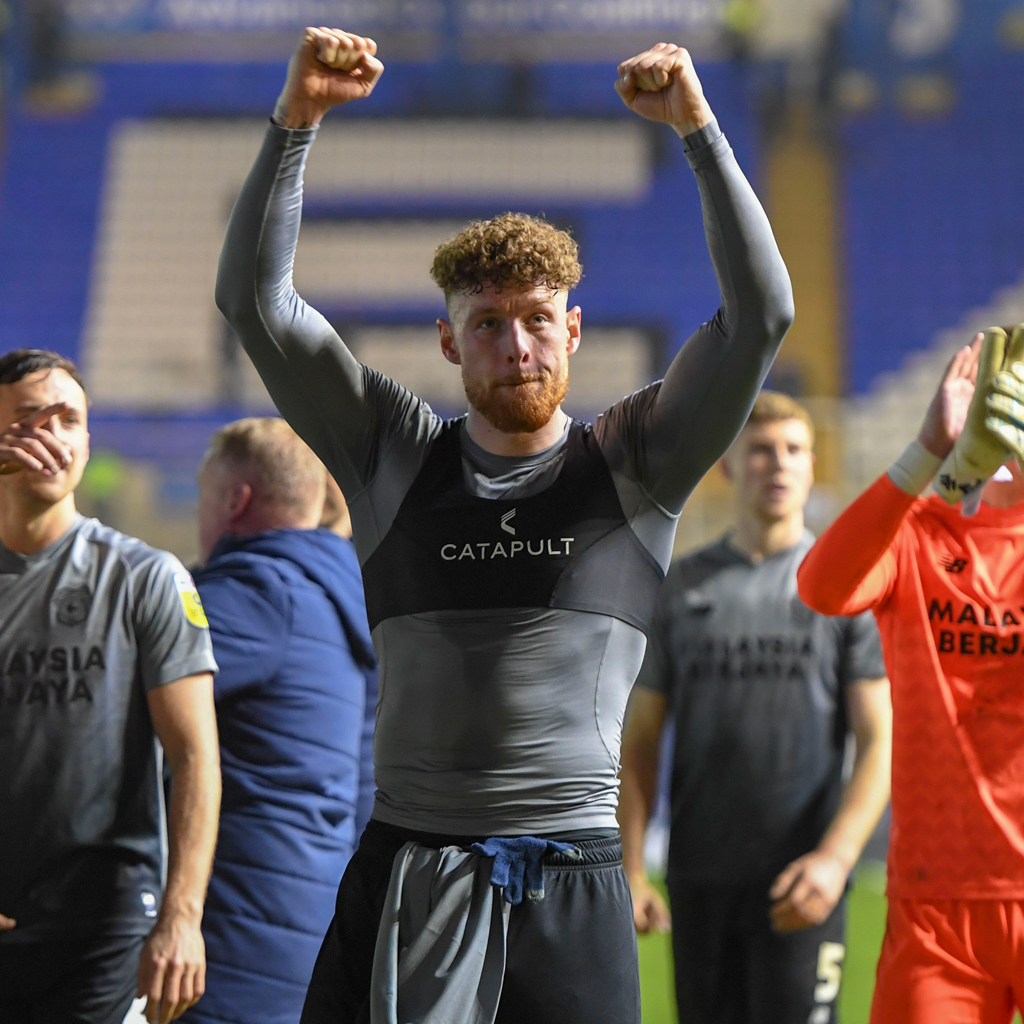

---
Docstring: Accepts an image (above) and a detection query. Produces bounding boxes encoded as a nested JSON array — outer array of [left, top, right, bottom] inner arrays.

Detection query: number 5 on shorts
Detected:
[[814, 941, 845, 1004]]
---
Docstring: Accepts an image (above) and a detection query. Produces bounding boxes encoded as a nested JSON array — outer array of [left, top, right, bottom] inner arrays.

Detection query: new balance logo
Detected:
[[942, 556, 968, 574], [501, 509, 516, 535]]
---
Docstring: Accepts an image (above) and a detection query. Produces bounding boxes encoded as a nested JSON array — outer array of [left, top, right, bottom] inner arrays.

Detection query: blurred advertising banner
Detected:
[[66, 0, 725, 35], [66, 0, 440, 33]]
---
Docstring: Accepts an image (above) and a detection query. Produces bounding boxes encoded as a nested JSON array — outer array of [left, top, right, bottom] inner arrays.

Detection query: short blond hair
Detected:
[[430, 212, 582, 298], [744, 390, 815, 446], [202, 417, 325, 517]]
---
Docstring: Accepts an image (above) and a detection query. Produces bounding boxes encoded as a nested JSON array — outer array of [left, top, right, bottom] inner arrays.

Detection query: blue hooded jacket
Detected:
[[183, 528, 377, 1024]]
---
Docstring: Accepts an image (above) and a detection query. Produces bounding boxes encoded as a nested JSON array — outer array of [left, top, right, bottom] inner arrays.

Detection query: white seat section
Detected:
[[82, 119, 651, 410], [293, 222, 467, 301], [562, 328, 652, 414], [348, 327, 466, 409], [304, 122, 650, 198]]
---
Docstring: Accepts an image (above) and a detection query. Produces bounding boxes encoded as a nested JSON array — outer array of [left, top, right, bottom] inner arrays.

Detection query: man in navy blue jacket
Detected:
[[182, 417, 377, 1024]]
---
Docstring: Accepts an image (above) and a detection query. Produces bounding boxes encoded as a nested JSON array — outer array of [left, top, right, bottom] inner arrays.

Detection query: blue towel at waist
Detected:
[[468, 837, 581, 905]]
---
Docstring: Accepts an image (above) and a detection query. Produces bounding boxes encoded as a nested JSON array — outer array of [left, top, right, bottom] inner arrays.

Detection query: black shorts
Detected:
[[0, 932, 144, 1024], [669, 879, 847, 1024], [300, 818, 641, 1024]]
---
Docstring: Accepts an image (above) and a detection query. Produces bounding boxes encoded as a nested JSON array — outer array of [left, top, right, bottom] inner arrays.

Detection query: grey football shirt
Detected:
[[0, 515, 218, 942], [637, 531, 886, 884]]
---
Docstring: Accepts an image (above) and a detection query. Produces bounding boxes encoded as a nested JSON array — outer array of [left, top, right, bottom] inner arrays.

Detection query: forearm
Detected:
[[618, 753, 659, 878], [816, 735, 890, 872], [645, 124, 794, 510], [215, 124, 367, 473], [798, 443, 935, 615], [161, 748, 221, 924], [686, 123, 794, 348]]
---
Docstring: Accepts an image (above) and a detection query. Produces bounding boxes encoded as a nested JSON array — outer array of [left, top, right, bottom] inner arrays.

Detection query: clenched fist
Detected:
[[615, 43, 714, 137], [273, 28, 384, 129]]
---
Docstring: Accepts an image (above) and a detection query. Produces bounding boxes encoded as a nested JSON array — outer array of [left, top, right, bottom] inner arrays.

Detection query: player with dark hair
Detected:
[[217, 28, 793, 1023], [620, 390, 891, 1024], [799, 328, 1024, 1023], [0, 349, 221, 1024]]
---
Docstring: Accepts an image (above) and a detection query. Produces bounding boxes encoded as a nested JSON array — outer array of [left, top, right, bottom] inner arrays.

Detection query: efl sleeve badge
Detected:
[[173, 572, 210, 629]]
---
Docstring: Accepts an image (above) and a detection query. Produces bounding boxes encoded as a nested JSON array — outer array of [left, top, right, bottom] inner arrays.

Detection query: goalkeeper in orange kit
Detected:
[[799, 327, 1024, 1023]]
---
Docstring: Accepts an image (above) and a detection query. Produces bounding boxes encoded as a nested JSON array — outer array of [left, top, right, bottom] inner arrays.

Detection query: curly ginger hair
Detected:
[[430, 213, 582, 298]]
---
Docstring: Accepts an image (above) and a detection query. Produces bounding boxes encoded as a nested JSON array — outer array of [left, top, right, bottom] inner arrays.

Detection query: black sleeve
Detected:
[[599, 121, 794, 515], [215, 124, 433, 497]]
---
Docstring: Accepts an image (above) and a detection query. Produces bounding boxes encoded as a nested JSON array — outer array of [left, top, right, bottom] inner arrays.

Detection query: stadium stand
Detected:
[[844, 271, 1024, 494], [83, 117, 650, 408], [842, 61, 1024, 394], [832, 1, 1024, 500]]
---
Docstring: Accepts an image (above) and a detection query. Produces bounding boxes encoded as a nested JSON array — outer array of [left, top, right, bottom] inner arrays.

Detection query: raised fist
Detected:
[[615, 43, 713, 136], [273, 28, 384, 129]]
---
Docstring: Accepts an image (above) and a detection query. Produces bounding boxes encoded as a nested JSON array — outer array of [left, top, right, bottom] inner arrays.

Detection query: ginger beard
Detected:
[[462, 363, 568, 434]]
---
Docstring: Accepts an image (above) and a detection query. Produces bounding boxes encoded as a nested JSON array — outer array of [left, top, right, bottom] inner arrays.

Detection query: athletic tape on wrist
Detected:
[[888, 439, 942, 496]]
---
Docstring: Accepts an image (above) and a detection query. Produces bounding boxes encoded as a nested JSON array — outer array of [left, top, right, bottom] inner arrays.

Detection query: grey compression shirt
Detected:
[[216, 117, 793, 834]]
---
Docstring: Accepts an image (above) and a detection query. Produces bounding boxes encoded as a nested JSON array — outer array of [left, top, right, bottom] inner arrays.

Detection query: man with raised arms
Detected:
[[217, 28, 793, 1023]]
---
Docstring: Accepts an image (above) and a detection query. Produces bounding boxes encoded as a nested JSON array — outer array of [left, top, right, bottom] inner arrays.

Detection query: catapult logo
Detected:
[[439, 508, 574, 562]]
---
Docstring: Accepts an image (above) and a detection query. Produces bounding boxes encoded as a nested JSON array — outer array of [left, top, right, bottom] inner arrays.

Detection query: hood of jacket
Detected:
[[201, 528, 376, 668]]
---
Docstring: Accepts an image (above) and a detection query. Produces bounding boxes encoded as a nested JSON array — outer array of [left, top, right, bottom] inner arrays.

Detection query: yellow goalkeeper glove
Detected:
[[934, 326, 1014, 512], [984, 323, 1024, 474]]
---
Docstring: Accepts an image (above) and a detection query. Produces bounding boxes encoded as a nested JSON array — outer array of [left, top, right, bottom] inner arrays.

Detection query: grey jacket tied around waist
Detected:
[[370, 838, 579, 1024]]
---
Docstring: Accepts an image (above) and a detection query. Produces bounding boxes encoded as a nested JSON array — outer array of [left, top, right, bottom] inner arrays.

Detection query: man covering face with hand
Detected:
[[0, 349, 220, 1024]]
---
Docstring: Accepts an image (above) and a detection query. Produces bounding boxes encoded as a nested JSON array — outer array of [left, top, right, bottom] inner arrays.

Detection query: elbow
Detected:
[[733, 283, 794, 358], [764, 283, 796, 345], [796, 560, 846, 617], [214, 261, 246, 330]]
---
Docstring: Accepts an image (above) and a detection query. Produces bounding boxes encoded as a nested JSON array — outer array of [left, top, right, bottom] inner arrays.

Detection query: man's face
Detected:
[[196, 461, 236, 562], [0, 369, 89, 506], [723, 418, 814, 523], [438, 282, 581, 433]]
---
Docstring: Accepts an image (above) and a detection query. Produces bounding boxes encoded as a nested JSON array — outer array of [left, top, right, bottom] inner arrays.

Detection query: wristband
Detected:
[[887, 439, 942, 496]]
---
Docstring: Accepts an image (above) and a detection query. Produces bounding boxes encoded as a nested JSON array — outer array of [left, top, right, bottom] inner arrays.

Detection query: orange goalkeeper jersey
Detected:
[[798, 475, 1024, 899]]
